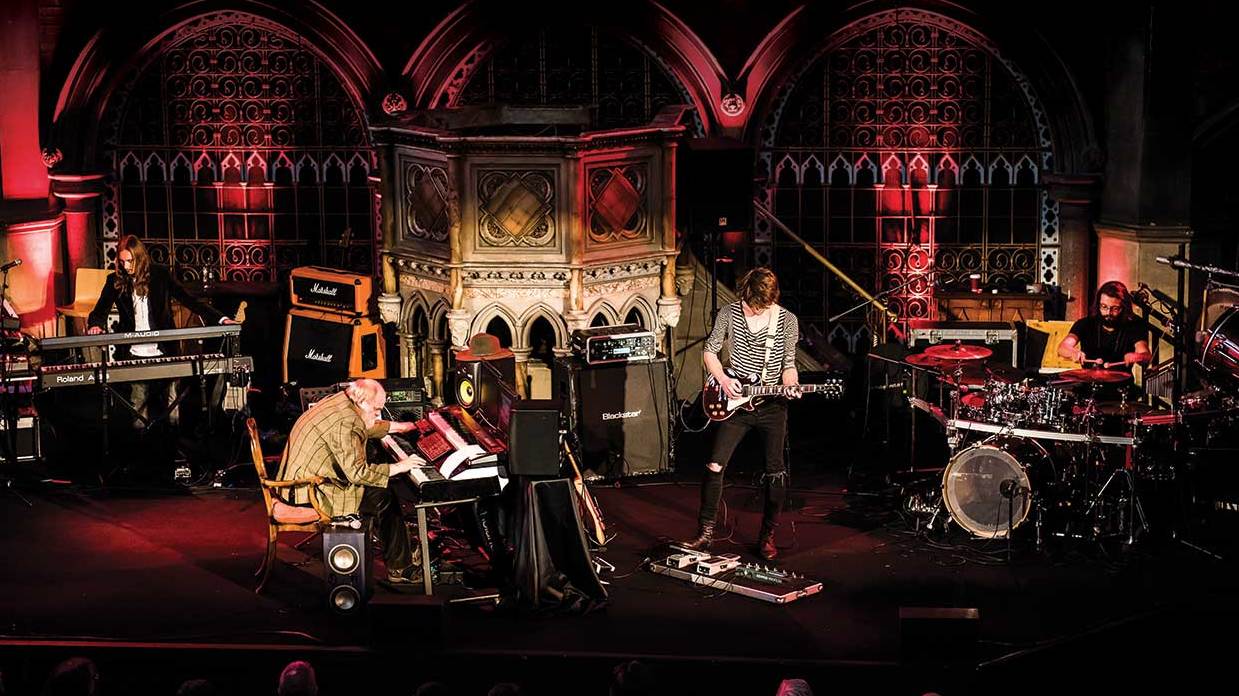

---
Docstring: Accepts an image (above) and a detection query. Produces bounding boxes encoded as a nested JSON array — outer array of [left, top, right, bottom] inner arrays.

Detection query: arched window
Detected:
[[456, 26, 702, 134], [764, 12, 1053, 338], [105, 16, 376, 282]]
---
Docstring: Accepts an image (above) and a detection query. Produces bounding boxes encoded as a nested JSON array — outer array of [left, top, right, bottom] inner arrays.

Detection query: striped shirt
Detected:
[[704, 302, 799, 386], [276, 391, 392, 517]]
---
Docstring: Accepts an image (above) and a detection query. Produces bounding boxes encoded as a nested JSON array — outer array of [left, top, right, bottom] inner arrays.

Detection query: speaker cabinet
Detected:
[[508, 399, 562, 477], [322, 522, 372, 613], [453, 352, 516, 412], [283, 308, 385, 387], [554, 356, 672, 478], [0, 414, 40, 462], [678, 138, 755, 234]]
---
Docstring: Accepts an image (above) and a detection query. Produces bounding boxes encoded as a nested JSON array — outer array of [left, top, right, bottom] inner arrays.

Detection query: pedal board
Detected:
[[649, 554, 823, 604]]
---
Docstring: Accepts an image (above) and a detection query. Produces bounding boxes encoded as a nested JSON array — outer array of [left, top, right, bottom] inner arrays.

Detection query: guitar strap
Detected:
[[759, 304, 783, 385]]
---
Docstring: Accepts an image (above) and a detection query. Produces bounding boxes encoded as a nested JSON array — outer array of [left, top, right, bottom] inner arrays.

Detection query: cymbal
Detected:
[[923, 342, 993, 361], [1058, 368, 1132, 384], [939, 362, 1024, 387], [906, 352, 959, 367]]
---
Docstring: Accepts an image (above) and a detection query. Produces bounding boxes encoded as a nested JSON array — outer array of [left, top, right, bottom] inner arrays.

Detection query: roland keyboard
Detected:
[[37, 354, 253, 389]]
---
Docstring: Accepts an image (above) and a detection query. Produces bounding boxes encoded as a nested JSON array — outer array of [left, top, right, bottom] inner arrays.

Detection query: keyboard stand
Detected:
[[413, 496, 481, 596]]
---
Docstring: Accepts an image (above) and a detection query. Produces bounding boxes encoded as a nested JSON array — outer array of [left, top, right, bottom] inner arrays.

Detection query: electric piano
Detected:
[[37, 353, 253, 390], [380, 404, 507, 503], [34, 323, 242, 351]]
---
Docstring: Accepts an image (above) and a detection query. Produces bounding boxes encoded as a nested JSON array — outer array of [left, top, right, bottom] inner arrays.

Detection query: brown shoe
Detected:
[[680, 522, 715, 552]]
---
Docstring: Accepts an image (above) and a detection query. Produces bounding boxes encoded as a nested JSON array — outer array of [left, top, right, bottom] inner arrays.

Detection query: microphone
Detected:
[[1155, 255, 1188, 269], [1137, 281, 1179, 309], [0, 258, 22, 272], [999, 479, 1026, 498]]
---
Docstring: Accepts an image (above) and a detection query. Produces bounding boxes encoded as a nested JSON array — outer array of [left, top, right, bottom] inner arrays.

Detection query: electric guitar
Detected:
[[702, 367, 845, 421], [562, 434, 608, 546]]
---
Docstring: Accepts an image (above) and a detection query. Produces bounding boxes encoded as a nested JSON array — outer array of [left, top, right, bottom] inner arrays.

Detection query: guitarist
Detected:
[[682, 267, 800, 561]]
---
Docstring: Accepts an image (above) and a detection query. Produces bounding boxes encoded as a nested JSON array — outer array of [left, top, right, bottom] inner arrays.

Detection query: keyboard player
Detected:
[[277, 379, 427, 585], [86, 235, 237, 428]]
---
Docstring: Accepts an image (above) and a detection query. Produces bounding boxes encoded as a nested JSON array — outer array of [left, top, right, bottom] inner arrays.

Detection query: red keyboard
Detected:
[[416, 432, 452, 461]]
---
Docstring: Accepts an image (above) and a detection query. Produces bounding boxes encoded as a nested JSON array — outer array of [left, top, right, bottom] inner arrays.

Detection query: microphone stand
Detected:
[[0, 265, 32, 506]]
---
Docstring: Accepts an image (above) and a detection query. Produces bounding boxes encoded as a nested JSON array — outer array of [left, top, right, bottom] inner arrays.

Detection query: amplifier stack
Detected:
[[283, 266, 386, 387]]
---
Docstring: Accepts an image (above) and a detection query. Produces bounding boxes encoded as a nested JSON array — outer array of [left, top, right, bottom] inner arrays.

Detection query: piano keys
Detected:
[[37, 354, 253, 390], [34, 324, 241, 351], [382, 432, 503, 503]]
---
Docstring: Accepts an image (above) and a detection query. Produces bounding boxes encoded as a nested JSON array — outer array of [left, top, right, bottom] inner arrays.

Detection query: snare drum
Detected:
[[1025, 386, 1075, 430]]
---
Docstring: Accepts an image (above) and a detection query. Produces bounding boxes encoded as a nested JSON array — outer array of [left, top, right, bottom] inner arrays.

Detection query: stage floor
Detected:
[[0, 466, 1235, 695]]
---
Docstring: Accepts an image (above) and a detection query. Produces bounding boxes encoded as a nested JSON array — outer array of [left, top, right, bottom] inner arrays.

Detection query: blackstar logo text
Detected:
[[305, 349, 334, 363], [601, 410, 641, 421]]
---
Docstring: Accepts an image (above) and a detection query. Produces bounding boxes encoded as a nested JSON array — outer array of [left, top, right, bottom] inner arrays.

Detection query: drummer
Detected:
[[1056, 280, 1152, 372]]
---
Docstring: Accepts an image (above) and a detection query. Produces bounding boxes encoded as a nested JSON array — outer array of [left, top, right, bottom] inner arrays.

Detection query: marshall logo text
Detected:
[[309, 283, 339, 297], [305, 349, 334, 363]]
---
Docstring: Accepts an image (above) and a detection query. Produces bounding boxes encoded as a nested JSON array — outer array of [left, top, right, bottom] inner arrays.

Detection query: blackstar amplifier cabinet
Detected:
[[289, 266, 374, 316], [553, 355, 672, 478], [570, 324, 658, 365], [283, 308, 386, 387]]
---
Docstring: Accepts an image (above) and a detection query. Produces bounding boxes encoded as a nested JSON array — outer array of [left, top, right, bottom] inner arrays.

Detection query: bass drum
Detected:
[[942, 438, 1053, 539], [1200, 305, 1239, 392]]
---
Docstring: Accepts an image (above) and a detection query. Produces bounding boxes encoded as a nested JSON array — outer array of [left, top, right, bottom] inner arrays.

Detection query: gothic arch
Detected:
[[586, 299, 621, 328], [51, 1, 382, 168], [744, 3, 1099, 174], [620, 295, 657, 330], [400, 291, 434, 333], [402, 0, 726, 133], [428, 299, 451, 342], [469, 303, 519, 345], [518, 303, 569, 351]]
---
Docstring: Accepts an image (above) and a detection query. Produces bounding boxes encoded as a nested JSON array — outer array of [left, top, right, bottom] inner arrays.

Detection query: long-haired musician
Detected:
[[1057, 280, 1152, 372], [86, 235, 237, 426], [682, 267, 800, 561]]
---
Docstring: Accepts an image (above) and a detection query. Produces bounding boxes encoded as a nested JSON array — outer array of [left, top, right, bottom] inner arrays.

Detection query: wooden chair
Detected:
[[55, 268, 111, 334], [248, 417, 330, 594]]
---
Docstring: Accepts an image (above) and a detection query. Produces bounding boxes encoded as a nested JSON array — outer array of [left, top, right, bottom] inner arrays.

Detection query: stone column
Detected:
[[511, 346, 532, 399], [1044, 174, 1101, 320], [427, 339, 448, 403]]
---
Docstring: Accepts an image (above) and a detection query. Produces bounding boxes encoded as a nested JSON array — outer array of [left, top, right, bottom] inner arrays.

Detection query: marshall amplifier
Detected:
[[290, 266, 374, 316], [571, 324, 658, 365], [283, 308, 386, 387], [554, 355, 672, 478]]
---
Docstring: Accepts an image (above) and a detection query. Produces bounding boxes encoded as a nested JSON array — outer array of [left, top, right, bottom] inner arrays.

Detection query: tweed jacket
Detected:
[[276, 391, 393, 517]]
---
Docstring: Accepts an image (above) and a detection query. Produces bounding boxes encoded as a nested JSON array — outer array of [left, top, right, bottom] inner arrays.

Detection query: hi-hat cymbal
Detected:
[[923, 342, 993, 361], [939, 362, 1023, 388], [1058, 368, 1132, 384], [1095, 401, 1154, 417]]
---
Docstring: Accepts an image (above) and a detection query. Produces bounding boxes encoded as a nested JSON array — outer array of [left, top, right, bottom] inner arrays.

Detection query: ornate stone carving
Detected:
[[476, 170, 556, 248], [657, 296, 683, 329], [465, 287, 567, 300], [585, 275, 660, 297], [447, 308, 472, 349], [583, 259, 664, 282], [464, 269, 570, 284], [377, 292, 402, 324], [587, 163, 649, 245], [382, 91, 408, 115], [403, 161, 450, 243]]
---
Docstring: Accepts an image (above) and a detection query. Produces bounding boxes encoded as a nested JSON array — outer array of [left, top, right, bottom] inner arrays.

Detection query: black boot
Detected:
[[681, 522, 715, 551]]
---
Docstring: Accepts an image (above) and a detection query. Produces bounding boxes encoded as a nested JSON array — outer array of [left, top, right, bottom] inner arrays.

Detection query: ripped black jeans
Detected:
[[697, 401, 788, 535]]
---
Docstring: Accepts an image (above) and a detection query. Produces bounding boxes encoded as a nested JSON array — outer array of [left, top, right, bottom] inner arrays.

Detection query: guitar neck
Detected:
[[744, 384, 830, 396]]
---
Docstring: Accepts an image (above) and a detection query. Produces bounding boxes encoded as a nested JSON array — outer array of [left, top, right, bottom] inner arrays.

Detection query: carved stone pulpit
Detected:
[[371, 108, 685, 397]]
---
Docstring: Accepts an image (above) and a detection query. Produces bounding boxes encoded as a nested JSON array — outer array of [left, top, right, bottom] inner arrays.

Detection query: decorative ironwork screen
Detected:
[[456, 27, 703, 135], [105, 15, 376, 282], [760, 12, 1056, 350]]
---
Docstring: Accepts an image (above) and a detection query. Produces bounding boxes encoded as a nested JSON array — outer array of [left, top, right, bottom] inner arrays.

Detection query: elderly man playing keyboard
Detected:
[[276, 378, 425, 584]]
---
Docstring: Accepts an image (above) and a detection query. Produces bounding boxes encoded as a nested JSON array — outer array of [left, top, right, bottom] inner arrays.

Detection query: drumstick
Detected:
[[1102, 360, 1126, 369]]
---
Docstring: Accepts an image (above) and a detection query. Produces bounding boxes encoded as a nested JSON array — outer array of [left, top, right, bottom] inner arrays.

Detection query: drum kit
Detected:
[[900, 341, 1178, 546]]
